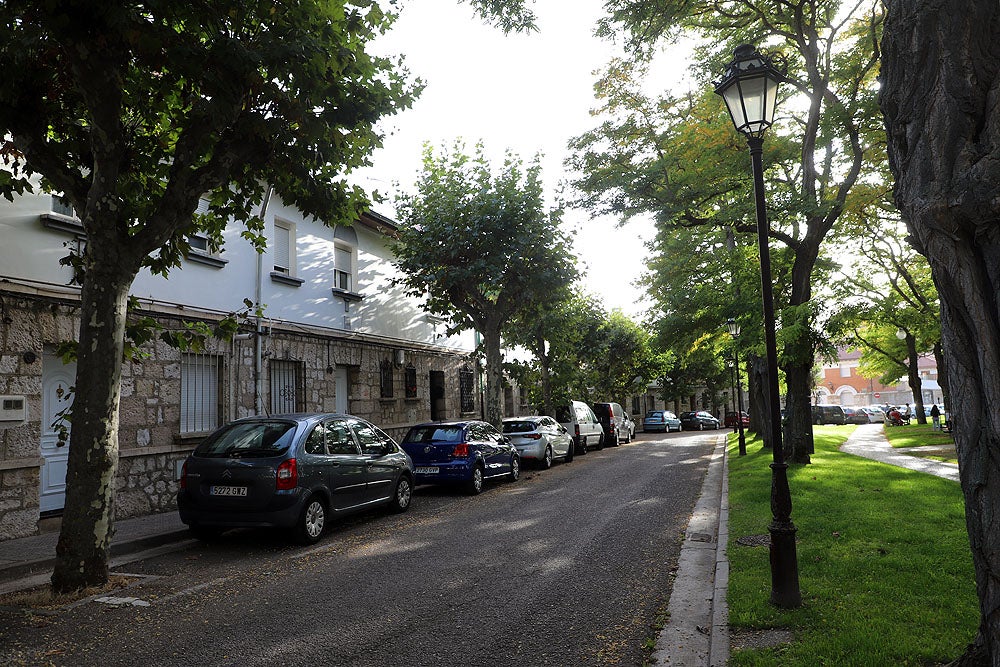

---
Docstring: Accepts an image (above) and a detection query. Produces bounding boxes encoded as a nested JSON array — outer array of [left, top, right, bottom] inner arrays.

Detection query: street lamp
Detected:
[[715, 44, 801, 608], [726, 318, 747, 457]]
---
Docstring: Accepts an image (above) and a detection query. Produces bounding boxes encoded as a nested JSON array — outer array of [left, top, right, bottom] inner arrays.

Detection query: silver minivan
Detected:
[[556, 400, 604, 454]]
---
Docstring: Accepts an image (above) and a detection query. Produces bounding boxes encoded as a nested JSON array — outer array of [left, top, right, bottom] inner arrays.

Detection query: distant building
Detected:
[[817, 347, 942, 407]]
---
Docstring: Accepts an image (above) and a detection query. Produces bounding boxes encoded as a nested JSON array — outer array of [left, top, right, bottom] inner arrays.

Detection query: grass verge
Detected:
[[726, 426, 977, 665], [884, 422, 955, 449]]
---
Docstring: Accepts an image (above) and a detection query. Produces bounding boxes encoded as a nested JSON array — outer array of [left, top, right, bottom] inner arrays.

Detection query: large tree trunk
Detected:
[[881, 2, 1000, 662], [483, 320, 505, 428], [51, 265, 133, 593], [783, 361, 814, 464], [749, 355, 772, 447], [904, 332, 927, 424]]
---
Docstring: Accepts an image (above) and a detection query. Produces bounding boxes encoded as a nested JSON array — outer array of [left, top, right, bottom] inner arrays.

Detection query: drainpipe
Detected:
[[254, 186, 273, 415]]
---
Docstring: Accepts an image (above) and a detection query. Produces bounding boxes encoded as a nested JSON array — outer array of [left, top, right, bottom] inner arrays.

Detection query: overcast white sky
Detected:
[[352, 0, 658, 318]]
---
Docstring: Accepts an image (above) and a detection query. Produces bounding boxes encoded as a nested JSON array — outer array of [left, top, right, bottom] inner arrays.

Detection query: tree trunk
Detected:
[[51, 266, 133, 593], [483, 322, 505, 428], [934, 341, 951, 413], [905, 332, 927, 424], [881, 1, 1000, 662], [749, 355, 772, 448], [783, 361, 814, 464]]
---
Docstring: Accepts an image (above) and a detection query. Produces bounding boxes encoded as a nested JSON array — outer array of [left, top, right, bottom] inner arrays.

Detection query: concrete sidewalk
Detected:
[[0, 510, 190, 592], [840, 422, 960, 482]]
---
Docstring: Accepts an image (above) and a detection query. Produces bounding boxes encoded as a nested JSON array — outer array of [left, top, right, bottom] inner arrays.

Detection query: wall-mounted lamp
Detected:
[[394, 349, 405, 367]]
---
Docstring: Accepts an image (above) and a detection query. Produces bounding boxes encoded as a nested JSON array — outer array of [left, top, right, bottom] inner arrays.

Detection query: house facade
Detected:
[[817, 347, 943, 407], [0, 190, 479, 541]]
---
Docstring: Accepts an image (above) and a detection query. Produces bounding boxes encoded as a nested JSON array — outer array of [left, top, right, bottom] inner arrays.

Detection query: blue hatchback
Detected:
[[400, 420, 520, 494]]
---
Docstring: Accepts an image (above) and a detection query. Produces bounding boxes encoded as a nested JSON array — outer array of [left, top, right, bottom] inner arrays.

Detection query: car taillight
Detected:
[[179, 460, 188, 490], [453, 442, 469, 457], [575, 425, 581, 437], [525, 433, 542, 440], [276, 458, 298, 490]]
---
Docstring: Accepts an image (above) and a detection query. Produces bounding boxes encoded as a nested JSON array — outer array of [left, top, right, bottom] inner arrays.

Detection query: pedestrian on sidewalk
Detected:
[[930, 404, 941, 430]]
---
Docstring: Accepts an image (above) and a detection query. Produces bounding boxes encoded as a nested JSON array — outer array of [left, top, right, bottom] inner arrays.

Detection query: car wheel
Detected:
[[594, 433, 605, 451], [189, 524, 224, 541], [542, 446, 553, 470], [698, 422, 704, 431], [609, 431, 619, 447], [509, 456, 520, 482], [564, 442, 574, 463], [391, 475, 413, 513], [578, 438, 588, 455], [467, 465, 485, 495], [293, 496, 327, 545]]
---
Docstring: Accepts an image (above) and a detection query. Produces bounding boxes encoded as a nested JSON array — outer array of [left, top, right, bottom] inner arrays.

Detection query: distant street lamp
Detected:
[[715, 44, 801, 608], [726, 318, 747, 457]]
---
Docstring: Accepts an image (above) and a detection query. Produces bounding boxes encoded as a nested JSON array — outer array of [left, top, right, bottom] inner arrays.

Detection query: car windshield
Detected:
[[404, 426, 464, 443], [645, 411, 662, 418], [502, 421, 537, 433], [194, 421, 297, 458]]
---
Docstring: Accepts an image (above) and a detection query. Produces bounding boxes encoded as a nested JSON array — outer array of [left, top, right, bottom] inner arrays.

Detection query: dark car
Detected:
[[724, 411, 750, 428], [811, 404, 847, 425], [401, 420, 520, 494], [643, 410, 681, 433], [842, 407, 870, 425], [680, 411, 721, 431], [178, 414, 414, 545]]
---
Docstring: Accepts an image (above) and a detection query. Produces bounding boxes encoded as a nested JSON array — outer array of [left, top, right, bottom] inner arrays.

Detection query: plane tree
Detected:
[[392, 142, 577, 427]]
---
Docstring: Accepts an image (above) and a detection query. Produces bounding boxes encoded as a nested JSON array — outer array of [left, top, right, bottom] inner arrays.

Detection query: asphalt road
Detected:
[[0, 430, 719, 667]]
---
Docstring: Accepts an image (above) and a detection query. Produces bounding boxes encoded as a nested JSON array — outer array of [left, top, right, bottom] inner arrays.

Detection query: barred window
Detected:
[[459, 365, 475, 413], [180, 354, 221, 434], [380, 359, 394, 399], [405, 364, 417, 399], [270, 359, 303, 413]]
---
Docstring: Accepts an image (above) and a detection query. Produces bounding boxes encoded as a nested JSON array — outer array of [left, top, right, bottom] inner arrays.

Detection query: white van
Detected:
[[556, 400, 604, 454]]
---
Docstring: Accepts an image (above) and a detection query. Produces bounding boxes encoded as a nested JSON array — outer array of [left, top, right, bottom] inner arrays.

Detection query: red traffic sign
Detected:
[[874, 392, 881, 398]]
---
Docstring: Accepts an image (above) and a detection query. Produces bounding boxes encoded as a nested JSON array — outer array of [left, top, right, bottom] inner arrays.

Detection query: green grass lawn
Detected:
[[726, 427, 977, 665], [884, 422, 956, 449]]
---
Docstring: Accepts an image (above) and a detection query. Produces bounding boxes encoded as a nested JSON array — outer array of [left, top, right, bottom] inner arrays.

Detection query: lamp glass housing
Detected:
[[715, 46, 781, 138]]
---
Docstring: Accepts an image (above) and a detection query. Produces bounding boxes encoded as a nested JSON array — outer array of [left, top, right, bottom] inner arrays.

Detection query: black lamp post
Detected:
[[726, 318, 747, 457], [715, 44, 801, 608]]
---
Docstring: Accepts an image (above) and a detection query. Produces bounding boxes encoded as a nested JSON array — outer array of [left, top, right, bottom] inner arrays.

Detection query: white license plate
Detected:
[[414, 467, 439, 474], [210, 485, 247, 497]]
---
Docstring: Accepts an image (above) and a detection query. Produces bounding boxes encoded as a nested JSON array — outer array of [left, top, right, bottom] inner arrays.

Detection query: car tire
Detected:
[[594, 433, 604, 451], [509, 455, 520, 482], [564, 443, 574, 463], [542, 446, 553, 470], [698, 422, 704, 431], [293, 495, 327, 545], [609, 430, 619, 447], [578, 437, 588, 455], [467, 465, 485, 495], [391, 475, 413, 513]]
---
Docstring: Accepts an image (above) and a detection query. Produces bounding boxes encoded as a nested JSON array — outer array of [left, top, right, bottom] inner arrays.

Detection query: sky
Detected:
[[352, 0, 658, 318]]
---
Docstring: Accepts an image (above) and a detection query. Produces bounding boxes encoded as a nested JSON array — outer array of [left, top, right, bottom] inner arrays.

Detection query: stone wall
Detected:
[[0, 288, 475, 541]]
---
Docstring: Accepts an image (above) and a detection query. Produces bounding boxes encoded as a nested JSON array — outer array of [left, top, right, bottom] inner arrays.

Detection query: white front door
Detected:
[[335, 366, 349, 414], [40, 351, 76, 513]]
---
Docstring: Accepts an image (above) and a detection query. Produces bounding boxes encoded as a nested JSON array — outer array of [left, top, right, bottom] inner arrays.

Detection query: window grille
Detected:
[[405, 364, 417, 399], [270, 359, 303, 413], [380, 360, 394, 399], [180, 354, 221, 433], [459, 365, 475, 413]]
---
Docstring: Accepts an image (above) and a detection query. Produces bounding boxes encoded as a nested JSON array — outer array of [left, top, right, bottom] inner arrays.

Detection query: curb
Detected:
[[650, 434, 729, 665]]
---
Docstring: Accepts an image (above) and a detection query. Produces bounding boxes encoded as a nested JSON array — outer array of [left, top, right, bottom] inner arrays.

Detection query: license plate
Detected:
[[414, 467, 439, 474], [210, 485, 247, 497]]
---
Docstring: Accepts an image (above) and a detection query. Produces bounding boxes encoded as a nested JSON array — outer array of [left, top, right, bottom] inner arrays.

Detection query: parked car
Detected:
[[860, 406, 886, 423], [622, 412, 637, 440], [642, 410, 681, 433], [724, 411, 750, 428], [842, 407, 871, 425], [178, 413, 414, 545], [680, 411, 721, 431], [400, 420, 520, 494], [556, 400, 604, 454], [502, 416, 574, 469], [592, 401, 631, 446], [811, 404, 847, 425]]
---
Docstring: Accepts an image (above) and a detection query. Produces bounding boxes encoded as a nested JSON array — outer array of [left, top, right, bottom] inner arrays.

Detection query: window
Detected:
[[839, 364, 851, 378], [273, 220, 292, 275], [51, 194, 77, 218], [459, 365, 475, 413], [334, 245, 353, 292], [180, 354, 221, 434], [270, 359, 303, 414], [380, 359, 394, 399], [405, 364, 417, 399]]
